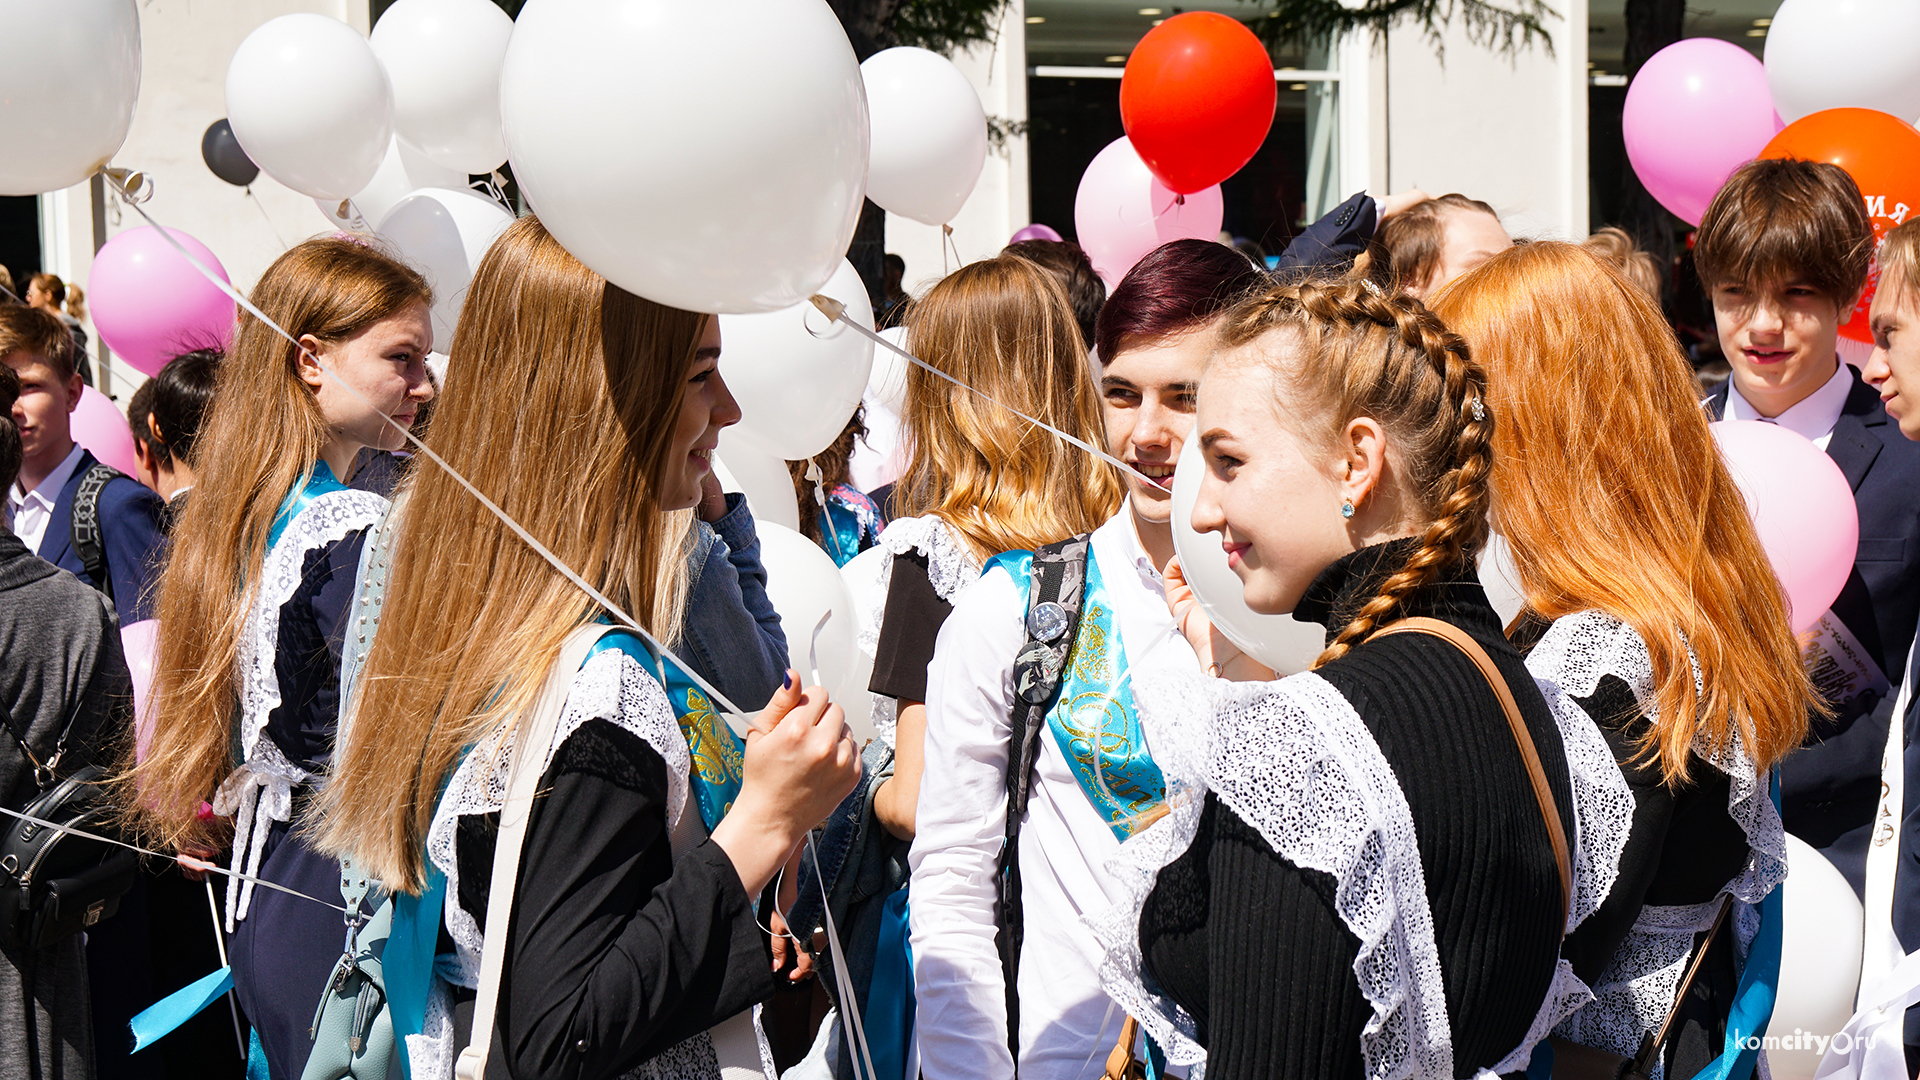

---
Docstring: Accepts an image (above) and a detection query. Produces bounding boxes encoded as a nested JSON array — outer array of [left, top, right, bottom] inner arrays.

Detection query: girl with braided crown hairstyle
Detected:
[[1093, 275, 1629, 1080]]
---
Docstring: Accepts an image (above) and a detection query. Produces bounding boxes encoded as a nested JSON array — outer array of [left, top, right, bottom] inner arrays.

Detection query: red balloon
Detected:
[[1119, 12, 1276, 196], [1760, 108, 1920, 344]]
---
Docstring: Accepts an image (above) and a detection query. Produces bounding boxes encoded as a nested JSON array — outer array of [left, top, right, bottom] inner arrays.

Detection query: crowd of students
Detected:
[[5, 153, 1920, 1080]]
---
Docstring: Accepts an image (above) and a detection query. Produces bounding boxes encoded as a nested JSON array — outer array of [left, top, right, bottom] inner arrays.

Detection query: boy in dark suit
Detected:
[[1697, 159, 1920, 901], [1, 305, 164, 622]]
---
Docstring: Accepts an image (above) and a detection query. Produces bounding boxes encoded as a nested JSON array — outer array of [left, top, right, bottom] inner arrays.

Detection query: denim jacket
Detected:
[[675, 492, 789, 711]]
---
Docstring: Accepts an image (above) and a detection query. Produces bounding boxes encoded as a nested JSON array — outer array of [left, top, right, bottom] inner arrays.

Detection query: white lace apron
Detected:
[[856, 515, 981, 749], [404, 648, 778, 1080], [213, 487, 387, 931], [1091, 653, 1634, 1080], [1533, 611, 1784, 1080]]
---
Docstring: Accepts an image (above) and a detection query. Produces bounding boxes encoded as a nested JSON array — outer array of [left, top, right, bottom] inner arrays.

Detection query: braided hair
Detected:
[[1214, 275, 1495, 666]]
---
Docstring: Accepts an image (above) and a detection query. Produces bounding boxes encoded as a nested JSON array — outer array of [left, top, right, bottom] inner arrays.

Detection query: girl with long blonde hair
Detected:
[[128, 236, 435, 1075], [317, 216, 857, 1079], [860, 252, 1122, 838], [1430, 241, 1813, 1075]]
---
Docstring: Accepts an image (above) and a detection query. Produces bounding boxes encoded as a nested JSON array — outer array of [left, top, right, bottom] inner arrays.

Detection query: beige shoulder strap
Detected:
[[455, 624, 612, 1080], [1368, 616, 1572, 924]]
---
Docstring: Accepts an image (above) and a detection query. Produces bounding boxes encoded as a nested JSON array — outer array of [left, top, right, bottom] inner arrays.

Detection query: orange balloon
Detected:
[[1119, 12, 1276, 195], [1761, 107, 1920, 343]]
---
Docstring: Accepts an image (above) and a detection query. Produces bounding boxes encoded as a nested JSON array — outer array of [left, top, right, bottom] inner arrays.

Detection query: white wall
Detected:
[[1364, 0, 1589, 241], [883, 1, 1031, 298], [41, 0, 372, 399]]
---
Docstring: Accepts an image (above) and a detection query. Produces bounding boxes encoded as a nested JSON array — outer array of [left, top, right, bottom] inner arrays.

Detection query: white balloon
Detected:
[[1770, 836, 1864, 1079], [757, 521, 860, 702], [1765, 0, 1920, 124], [722, 259, 875, 460], [847, 400, 905, 494], [376, 187, 515, 349], [0, 1, 140, 195], [334, 136, 470, 229], [1170, 439, 1328, 675], [861, 46, 988, 226], [871, 326, 912, 414], [500, 0, 869, 314], [226, 14, 394, 200], [714, 430, 800, 533], [371, 0, 514, 174]]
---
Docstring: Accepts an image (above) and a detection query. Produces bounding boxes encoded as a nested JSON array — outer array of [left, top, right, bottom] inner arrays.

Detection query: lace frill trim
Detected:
[[1524, 610, 1785, 904], [1531, 612, 1784, 1077], [221, 488, 386, 928], [860, 516, 981, 749], [1092, 669, 1457, 1080], [423, 649, 690, 990]]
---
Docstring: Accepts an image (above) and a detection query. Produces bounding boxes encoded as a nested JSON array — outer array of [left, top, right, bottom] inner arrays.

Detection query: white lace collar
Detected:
[[860, 515, 983, 748], [1525, 609, 1786, 905]]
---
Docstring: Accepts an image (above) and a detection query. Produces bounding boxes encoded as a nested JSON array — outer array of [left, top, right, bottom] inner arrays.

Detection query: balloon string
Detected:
[[809, 296, 1158, 488], [0, 802, 349, 914], [100, 173, 758, 732]]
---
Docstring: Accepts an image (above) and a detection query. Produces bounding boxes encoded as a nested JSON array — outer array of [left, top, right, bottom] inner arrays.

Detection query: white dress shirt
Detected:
[[909, 511, 1197, 1080], [6, 442, 84, 554], [1724, 357, 1852, 449]]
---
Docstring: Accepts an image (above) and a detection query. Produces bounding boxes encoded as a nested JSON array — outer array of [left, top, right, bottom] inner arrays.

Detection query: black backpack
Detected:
[[68, 461, 123, 605]]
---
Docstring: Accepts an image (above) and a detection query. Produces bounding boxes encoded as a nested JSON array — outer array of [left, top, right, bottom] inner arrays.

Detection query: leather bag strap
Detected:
[[1368, 616, 1571, 924], [455, 624, 611, 1080]]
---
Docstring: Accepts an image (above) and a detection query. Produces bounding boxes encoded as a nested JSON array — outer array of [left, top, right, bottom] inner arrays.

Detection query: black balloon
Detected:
[[201, 119, 258, 187]]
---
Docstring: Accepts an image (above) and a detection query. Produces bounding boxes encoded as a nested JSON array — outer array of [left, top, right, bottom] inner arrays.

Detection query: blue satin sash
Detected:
[[863, 888, 917, 1080], [266, 460, 349, 549], [590, 631, 745, 832], [988, 549, 1168, 839]]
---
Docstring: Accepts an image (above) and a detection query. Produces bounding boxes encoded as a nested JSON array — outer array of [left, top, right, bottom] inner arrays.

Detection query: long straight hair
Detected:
[[894, 253, 1123, 559], [314, 216, 706, 893], [130, 238, 430, 849], [1431, 241, 1813, 781]]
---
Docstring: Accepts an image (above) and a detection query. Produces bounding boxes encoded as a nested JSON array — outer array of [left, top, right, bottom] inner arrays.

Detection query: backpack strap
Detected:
[[455, 624, 613, 1080], [69, 462, 123, 604], [995, 533, 1091, 1071]]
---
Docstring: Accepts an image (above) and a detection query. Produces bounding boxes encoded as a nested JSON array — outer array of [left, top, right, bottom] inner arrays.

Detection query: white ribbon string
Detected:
[[0, 802, 349, 914], [102, 174, 758, 730], [809, 295, 1160, 489]]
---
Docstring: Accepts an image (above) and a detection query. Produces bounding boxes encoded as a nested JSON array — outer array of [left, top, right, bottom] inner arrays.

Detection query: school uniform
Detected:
[[908, 510, 1197, 1080], [7, 444, 166, 623]]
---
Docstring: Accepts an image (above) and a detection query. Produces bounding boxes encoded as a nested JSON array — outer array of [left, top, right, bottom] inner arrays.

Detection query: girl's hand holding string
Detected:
[[711, 670, 861, 899]]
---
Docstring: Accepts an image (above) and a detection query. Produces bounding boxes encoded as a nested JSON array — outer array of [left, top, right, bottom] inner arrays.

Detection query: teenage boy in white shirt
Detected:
[[909, 241, 1268, 1079], [1697, 159, 1920, 913]]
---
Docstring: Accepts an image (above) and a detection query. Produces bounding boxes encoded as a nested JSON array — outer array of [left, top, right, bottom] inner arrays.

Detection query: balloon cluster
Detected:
[[1623, 0, 1920, 341], [1075, 13, 1275, 286]]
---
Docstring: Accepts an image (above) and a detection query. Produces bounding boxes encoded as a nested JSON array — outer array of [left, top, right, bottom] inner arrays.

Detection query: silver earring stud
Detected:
[[1341, 500, 1355, 519]]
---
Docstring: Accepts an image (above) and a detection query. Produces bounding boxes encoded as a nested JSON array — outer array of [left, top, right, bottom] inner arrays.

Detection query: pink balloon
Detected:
[[1711, 420, 1858, 635], [120, 619, 158, 764], [72, 386, 139, 477], [1625, 39, 1785, 226], [1010, 223, 1063, 243], [89, 226, 236, 377], [1073, 136, 1224, 287]]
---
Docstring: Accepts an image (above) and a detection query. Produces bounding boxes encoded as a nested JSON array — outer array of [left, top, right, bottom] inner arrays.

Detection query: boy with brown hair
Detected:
[[1698, 158, 1920, 910], [1, 304, 164, 621]]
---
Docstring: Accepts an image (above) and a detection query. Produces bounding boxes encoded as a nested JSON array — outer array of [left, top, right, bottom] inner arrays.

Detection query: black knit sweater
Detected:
[[1139, 541, 1574, 1079]]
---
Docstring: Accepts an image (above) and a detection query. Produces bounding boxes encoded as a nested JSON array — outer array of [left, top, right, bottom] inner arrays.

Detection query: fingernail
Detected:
[[782, 671, 793, 691]]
